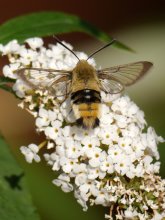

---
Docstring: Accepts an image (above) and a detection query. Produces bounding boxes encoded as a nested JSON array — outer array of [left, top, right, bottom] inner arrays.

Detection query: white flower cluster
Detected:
[[1, 38, 165, 220]]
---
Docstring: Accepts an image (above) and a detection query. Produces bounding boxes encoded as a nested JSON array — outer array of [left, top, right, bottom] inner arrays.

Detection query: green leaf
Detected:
[[0, 76, 15, 94], [0, 76, 15, 84], [0, 135, 40, 220], [0, 11, 133, 52]]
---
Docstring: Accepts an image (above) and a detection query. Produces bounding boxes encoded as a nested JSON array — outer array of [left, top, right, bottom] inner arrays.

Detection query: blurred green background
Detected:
[[0, 0, 165, 219]]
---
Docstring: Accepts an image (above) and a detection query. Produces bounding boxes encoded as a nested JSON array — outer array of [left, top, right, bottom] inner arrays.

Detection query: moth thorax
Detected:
[[71, 89, 101, 129], [73, 60, 96, 78], [71, 60, 100, 92]]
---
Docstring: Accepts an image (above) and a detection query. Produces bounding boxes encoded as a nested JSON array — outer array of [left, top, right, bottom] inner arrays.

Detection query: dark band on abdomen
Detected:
[[71, 89, 101, 104]]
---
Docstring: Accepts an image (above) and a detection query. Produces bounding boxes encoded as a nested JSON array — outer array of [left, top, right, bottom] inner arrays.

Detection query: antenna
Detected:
[[87, 39, 116, 61], [53, 36, 80, 61]]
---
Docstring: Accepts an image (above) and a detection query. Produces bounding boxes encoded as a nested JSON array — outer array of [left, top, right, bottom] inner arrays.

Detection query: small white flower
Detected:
[[0, 40, 21, 55], [3, 63, 20, 79], [53, 174, 73, 192], [114, 114, 130, 128], [72, 163, 87, 174], [127, 102, 139, 116], [147, 200, 158, 209], [60, 156, 78, 173], [105, 215, 113, 220], [114, 154, 131, 175], [94, 190, 108, 205], [100, 156, 114, 174], [75, 173, 88, 186], [101, 91, 119, 103], [111, 96, 129, 113], [20, 144, 40, 163], [151, 212, 164, 220], [108, 146, 123, 163], [36, 108, 57, 128], [45, 126, 61, 140], [45, 120, 62, 140], [99, 125, 119, 144], [74, 190, 88, 211], [121, 123, 141, 138], [74, 127, 100, 140], [143, 155, 159, 174], [55, 141, 65, 156], [126, 163, 144, 178], [116, 214, 123, 220], [79, 179, 98, 195], [44, 152, 60, 171], [132, 137, 146, 159], [19, 48, 38, 65], [47, 141, 54, 149], [61, 125, 79, 138], [153, 162, 160, 173], [87, 167, 106, 180], [99, 104, 114, 126], [25, 37, 44, 50], [13, 79, 30, 98], [81, 136, 100, 155], [65, 138, 82, 159], [124, 209, 136, 219], [146, 127, 163, 159], [88, 148, 106, 168], [118, 136, 135, 159]]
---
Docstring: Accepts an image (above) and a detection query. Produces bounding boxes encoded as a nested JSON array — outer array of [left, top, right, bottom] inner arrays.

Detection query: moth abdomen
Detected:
[[71, 89, 101, 129], [71, 89, 101, 103]]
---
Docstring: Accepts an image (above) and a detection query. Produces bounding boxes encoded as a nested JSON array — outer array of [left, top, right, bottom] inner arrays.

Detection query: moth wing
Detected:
[[15, 67, 72, 98], [99, 78, 124, 94], [97, 61, 153, 94]]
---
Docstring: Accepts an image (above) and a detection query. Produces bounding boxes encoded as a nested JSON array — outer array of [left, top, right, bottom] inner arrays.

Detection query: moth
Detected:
[[15, 37, 153, 129]]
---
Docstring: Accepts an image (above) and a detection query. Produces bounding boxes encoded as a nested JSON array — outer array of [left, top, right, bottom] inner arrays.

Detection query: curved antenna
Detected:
[[87, 39, 116, 61], [53, 36, 80, 61]]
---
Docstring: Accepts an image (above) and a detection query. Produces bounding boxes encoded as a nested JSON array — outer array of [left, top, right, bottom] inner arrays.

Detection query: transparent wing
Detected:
[[15, 67, 72, 97], [97, 61, 153, 94], [98, 61, 153, 93], [49, 76, 72, 98], [99, 78, 124, 94]]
